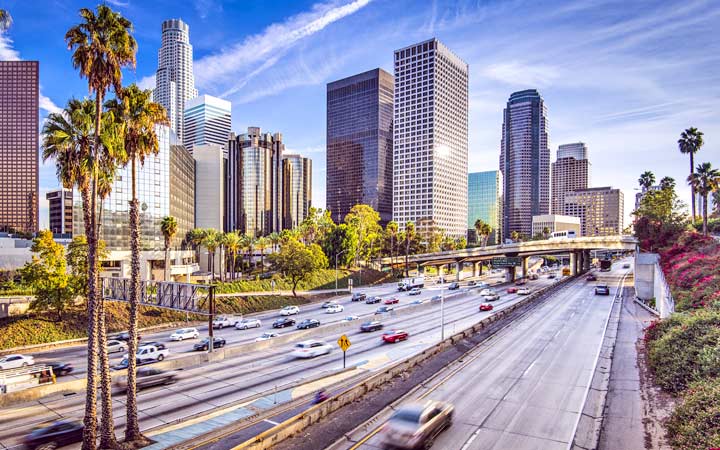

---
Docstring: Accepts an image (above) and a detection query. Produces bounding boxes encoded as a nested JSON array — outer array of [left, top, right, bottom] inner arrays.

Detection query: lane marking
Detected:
[[263, 419, 279, 426]]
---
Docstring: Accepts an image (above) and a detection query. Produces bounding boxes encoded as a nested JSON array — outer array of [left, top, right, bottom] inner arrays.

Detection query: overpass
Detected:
[[376, 235, 638, 280]]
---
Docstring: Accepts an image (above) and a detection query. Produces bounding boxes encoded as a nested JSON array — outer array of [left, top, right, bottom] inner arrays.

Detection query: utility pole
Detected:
[[208, 286, 215, 353], [335, 249, 348, 295]]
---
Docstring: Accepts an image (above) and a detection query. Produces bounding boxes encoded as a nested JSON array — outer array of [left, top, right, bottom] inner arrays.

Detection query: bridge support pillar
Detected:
[[506, 266, 515, 282], [456, 261, 462, 281], [521, 256, 529, 278], [437, 265, 444, 282], [583, 250, 591, 271], [570, 252, 577, 275]]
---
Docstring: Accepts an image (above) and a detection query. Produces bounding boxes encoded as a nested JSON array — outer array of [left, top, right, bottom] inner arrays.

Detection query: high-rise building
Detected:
[[551, 143, 590, 214], [500, 89, 550, 239], [0, 61, 39, 234], [393, 38, 469, 238], [46, 189, 73, 236], [634, 184, 661, 211], [283, 154, 312, 230], [226, 127, 284, 237], [170, 142, 195, 241], [183, 94, 231, 154], [193, 143, 225, 231], [326, 68, 394, 225], [467, 170, 502, 245], [531, 214, 581, 237], [563, 187, 624, 236], [154, 19, 198, 143]]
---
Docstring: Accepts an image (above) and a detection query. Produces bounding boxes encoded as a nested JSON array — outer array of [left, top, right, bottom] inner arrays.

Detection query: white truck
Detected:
[[124, 345, 169, 365], [212, 315, 242, 329], [398, 276, 425, 291]]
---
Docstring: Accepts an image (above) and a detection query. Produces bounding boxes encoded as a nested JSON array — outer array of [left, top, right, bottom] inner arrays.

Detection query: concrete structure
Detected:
[[326, 68, 394, 225], [500, 89, 550, 240], [100, 249, 198, 282], [551, 143, 590, 215], [467, 170, 502, 245], [193, 143, 225, 231], [393, 38, 469, 238], [564, 187, 624, 237], [282, 154, 312, 230], [154, 19, 198, 143], [634, 253, 674, 318], [183, 94, 231, 154], [0, 61, 38, 234], [531, 214, 581, 237], [46, 189, 73, 236], [0, 234, 33, 271], [557, 142, 588, 160]]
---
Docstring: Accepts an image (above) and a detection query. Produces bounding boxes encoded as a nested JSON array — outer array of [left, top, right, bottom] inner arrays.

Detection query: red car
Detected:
[[382, 330, 409, 343], [479, 303, 493, 312], [384, 297, 399, 305], [506, 287, 518, 294]]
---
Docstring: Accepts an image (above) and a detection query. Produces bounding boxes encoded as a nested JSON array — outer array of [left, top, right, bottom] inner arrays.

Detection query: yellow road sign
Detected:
[[337, 334, 351, 352]]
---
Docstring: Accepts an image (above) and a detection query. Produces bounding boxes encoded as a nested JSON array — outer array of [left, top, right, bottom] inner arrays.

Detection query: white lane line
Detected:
[[522, 360, 537, 377], [460, 429, 481, 450], [263, 419, 279, 425]]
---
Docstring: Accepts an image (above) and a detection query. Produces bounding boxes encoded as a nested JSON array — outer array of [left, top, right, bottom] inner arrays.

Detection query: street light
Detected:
[[335, 249, 348, 295], [440, 285, 445, 340]]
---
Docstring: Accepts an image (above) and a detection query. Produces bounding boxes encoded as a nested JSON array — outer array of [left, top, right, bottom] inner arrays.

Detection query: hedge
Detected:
[[667, 377, 720, 449]]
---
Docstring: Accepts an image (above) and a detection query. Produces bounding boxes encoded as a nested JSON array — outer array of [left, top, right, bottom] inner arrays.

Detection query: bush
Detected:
[[215, 295, 310, 315], [214, 268, 389, 294], [667, 377, 720, 449]]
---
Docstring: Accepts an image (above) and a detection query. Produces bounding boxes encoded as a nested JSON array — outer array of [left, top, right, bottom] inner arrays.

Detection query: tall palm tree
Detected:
[[268, 231, 281, 253], [678, 127, 705, 219], [256, 236, 269, 273], [638, 171, 656, 191], [688, 162, 720, 235], [187, 228, 205, 266], [386, 221, 398, 272], [474, 219, 492, 247], [712, 191, 720, 218], [0, 9, 12, 31], [659, 176, 676, 191], [202, 229, 220, 281], [404, 221, 416, 276], [223, 231, 241, 280], [160, 216, 178, 281]]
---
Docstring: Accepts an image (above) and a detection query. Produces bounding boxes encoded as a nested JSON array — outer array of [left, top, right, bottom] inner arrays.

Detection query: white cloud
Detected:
[[0, 33, 20, 60], [104, 0, 129, 6], [39, 94, 61, 115], [137, 74, 156, 90], [481, 62, 561, 88]]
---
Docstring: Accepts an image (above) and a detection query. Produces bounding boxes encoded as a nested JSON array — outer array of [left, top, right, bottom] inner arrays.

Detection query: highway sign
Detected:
[[492, 257, 521, 268], [337, 335, 351, 352]]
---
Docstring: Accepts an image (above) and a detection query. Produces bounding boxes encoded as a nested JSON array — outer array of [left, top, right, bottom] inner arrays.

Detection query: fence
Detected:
[[101, 278, 213, 314]]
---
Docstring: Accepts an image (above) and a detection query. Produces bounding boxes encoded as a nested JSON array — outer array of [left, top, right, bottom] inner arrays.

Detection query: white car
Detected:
[[408, 288, 422, 296], [107, 340, 126, 353], [235, 318, 262, 330], [517, 288, 531, 295], [280, 305, 300, 316], [212, 315, 241, 329], [169, 327, 199, 341], [479, 288, 493, 296], [0, 354, 34, 370], [291, 340, 333, 358], [325, 304, 344, 314], [342, 315, 360, 322], [123, 345, 169, 364], [255, 332, 279, 342]]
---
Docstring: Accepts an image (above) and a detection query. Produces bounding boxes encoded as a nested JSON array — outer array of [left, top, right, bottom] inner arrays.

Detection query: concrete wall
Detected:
[[634, 253, 674, 318], [0, 296, 32, 318]]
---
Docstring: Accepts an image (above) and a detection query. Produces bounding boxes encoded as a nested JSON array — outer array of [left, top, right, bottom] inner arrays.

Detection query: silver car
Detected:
[[107, 340, 126, 353], [382, 401, 454, 449], [235, 318, 262, 330]]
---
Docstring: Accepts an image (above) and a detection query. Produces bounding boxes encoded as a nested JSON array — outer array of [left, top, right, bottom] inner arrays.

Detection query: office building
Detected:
[[193, 143, 225, 231], [500, 89, 550, 239], [170, 142, 195, 241], [46, 189, 73, 236], [326, 68, 394, 225], [564, 187, 624, 236], [467, 170, 502, 245], [0, 61, 39, 234], [226, 127, 284, 237], [551, 143, 590, 214], [154, 19, 198, 142], [393, 38, 469, 238], [531, 214, 581, 237], [183, 94, 232, 154], [282, 154, 312, 230]]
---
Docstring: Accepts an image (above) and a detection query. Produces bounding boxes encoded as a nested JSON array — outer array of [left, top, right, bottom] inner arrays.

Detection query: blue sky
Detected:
[[1, 0, 718, 228]]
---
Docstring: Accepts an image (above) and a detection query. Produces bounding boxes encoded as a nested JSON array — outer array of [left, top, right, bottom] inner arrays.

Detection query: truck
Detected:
[[600, 259, 612, 272], [212, 315, 242, 329], [124, 345, 169, 365], [398, 276, 425, 291]]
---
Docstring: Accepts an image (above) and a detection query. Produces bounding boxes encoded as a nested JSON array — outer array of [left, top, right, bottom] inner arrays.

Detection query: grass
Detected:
[[214, 268, 392, 294]]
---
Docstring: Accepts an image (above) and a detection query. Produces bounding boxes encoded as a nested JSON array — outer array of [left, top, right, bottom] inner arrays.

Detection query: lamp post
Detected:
[[335, 249, 348, 295], [440, 285, 445, 341]]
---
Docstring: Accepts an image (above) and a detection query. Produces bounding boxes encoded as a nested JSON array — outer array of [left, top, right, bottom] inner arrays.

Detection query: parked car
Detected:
[[586, 274, 598, 282], [169, 328, 199, 341], [193, 337, 226, 351], [376, 305, 394, 314], [479, 303, 494, 312], [235, 318, 262, 330], [595, 285, 610, 295], [408, 288, 422, 296], [280, 305, 300, 316], [212, 315, 241, 329], [291, 340, 333, 358], [48, 362, 74, 376], [382, 330, 409, 343], [273, 317, 296, 328], [384, 296, 400, 305], [321, 301, 338, 309], [126, 345, 169, 364], [506, 287, 518, 294], [106, 340, 126, 354], [255, 332, 279, 342], [447, 282, 460, 290], [325, 304, 344, 314], [114, 367, 178, 390], [360, 321, 384, 332], [517, 288, 531, 295], [381, 401, 454, 450], [23, 420, 83, 450], [297, 318, 321, 329], [483, 293, 500, 302], [351, 292, 367, 302], [365, 296, 382, 304], [0, 354, 34, 370], [342, 315, 360, 322]]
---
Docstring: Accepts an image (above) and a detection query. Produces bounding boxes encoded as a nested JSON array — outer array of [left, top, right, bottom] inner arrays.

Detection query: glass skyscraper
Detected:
[[282, 154, 312, 230], [183, 94, 231, 154], [467, 171, 502, 245]]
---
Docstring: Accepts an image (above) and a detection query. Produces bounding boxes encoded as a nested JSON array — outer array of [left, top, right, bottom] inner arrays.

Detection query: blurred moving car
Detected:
[[514, 279, 527, 286], [169, 328, 199, 341], [382, 330, 409, 343], [141, 341, 167, 350], [376, 305, 394, 314], [517, 288, 531, 295], [291, 340, 332, 358], [365, 296, 382, 304], [384, 296, 400, 304], [24, 420, 83, 450], [479, 303, 493, 312], [48, 362, 74, 376], [528, 273, 539, 280], [280, 305, 300, 316], [586, 274, 598, 281], [506, 287, 518, 294], [623, 263, 631, 269], [410, 298, 425, 305], [467, 280, 477, 286], [447, 282, 460, 290], [0, 354, 34, 370], [107, 340, 126, 353], [114, 367, 178, 390], [479, 288, 493, 296], [273, 318, 296, 328], [352, 292, 367, 302], [235, 318, 262, 330], [110, 331, 141, 342], [321, 301, 338, 309], [360, 320, 383, 332], [342, 315, 360, 322], [326, 304, 344, 313], [595, 285, 610, 295], [408, 288, 421, 296], [297, 318, 321, 329], [430, 295, 444, 302], [483, 292, 500, 302], [212, 315, 241, 329], [193, 337, 226, 351], [548, 273, 557, 279], [255, 332, 279, 342], [381, 401, 453, 449]]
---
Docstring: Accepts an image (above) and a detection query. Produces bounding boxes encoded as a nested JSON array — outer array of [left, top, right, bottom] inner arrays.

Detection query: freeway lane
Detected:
[[343, 261, 629, 450]]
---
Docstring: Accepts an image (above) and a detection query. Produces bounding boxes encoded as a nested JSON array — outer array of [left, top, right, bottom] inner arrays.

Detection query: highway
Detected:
[[0, 269, 557, 449], [339, 260, 629, 450]]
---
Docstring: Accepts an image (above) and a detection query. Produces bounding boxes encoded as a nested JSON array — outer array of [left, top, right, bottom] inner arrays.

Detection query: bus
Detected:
[[549, 230, 577, 239]]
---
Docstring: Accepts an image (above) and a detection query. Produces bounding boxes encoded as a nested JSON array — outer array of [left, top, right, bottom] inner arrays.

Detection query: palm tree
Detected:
[[0, 9, 12, 31], [659, 176, 676, 191], [638, 171, 656, 191], [679, 127, 705, 219], [712, 191, 720, 218], [474, 219, 492, 247], [223, 232, 241, 280], [187, 228, 205, 267], [510, 230, 520, 242], [386, 221, 398, 272], [268, 232, 281, 254], [542, 227, 550, 239], [160, 216, 178, 281], [688, 162, 720, 235], [256, 236, 269, 273], [202, 229, 220, 280], [404, 221, 416, 276]]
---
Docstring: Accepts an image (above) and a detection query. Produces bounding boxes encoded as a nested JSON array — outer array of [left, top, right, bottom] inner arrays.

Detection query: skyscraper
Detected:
[[154, 19, 198, 143], [46, 189, 73, 236], [326, 68, 394, 225], [194, 143, 225, 231], [393, 38, 469, 238], [564, 187, 624, 236], [467, 170, 502, 245], [183, 94, 231, 154], [283, 154, 312, 230], [500, 89, 550, 239], [0, 61, 39, 234], [551, 143, 590, 214]]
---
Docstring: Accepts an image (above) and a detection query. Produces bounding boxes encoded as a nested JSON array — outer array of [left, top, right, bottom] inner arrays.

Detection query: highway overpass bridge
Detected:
[[376, 235, 638, 280]]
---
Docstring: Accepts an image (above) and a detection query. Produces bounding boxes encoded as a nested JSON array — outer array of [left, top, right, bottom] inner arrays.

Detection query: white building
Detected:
[[154, 19, 198, 143], [392, 38, 469, 238], [531, 214, 581, 237], [183, 94, 232, 154], [193, 143, 225, 231]]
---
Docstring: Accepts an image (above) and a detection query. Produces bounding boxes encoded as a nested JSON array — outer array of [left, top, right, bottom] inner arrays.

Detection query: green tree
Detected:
[[322, 223, 357, 267], [510, 230, 520, 242], [160, 216, 177, 281], [404, 221, 416, 276], [678, 127, 704, 219], [344, 204, 381, 267], [542, 227, 550, 239], [268, 231, 281, 253], [67, 236, 107, 298], [659, 176, 676, 191], [223, 231, 241, 280], [633, 185, 688, 251], [456, 236, 467, 250], [256, 236, 269, 273], [385, 221, 399, 270], [638, 171, 656, 191], [474, 219, 492, 247], [688, 162, 720, 236], [201, 229, 220, 280], [271, 238, 328, 296], [187, 228, 205, 266]]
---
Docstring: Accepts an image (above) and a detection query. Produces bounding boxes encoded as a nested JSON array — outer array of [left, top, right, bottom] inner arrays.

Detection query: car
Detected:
[[0, 354, 34, 370], [623, 263, 631, 269], [321, 301, 338, 309], [351, 292, 367, 302], [528, 273, 539, 280], [447, 282, 460, 290], [586, 274, 598, 282], [125, 345, 170, 364], [24, 420, 83, 450], [255, 332, 279, 342], [297, 319, 321, 329], [430, 295, 444, 302], [483, 293, 501, 302], [382, 330, 409, 343], [408, 288, 422, 296], [384, 296, 400, 305], [595, 285, 610, 295], [342, 315, 360, 322], [517, 288, 531, 295], [193, 337, 226, 351], [48, 362, 74, 376], [467, 280, 477, 286], [479, 288, 493, 296], [107, 340, 126, 353], [514, 278, 527, 286], [235, 318, 262, 330], [548, 273, 557, 279], [365, 296, 382, 304], [291, 340, 333, 358], [110, 331, 141, 342], [212, 315, 241, 329], [410, 298, 425, 305], [381, 401, 454, 450], [360, 321, 384, 332], [141, 341, 167, 351], [506, 287, 518, 294], [114, 367, 178, 390], [376, 305, 394, 314], [273, 317, 296, 328], [479, 303, 494, 312], [169, 327, 199, 341], [280, 305, 300, 316], [325, 304, 345, 313]]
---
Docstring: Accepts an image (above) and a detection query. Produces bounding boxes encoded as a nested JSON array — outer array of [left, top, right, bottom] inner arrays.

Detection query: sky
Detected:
[[1, 0, 719, 229]]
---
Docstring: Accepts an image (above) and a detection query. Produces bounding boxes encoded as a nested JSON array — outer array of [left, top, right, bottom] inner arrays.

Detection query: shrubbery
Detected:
[[666, 378, 720, 449], [214, 268, 389, 294]]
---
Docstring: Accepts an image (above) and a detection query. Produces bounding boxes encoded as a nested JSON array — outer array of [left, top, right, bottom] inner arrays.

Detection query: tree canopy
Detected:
[[271, 238, 328, 296], [21, 231, 74, 321]]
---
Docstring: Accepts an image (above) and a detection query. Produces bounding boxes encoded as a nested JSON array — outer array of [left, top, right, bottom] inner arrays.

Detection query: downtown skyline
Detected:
[[0, 0, 718, 228]]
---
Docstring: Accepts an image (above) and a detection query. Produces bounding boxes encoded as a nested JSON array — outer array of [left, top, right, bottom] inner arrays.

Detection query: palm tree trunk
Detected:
[[98, 294, 118, 449], [405, 239, 410, 277], [260, 248, 264, 274], [690, 152, 696, 220], [164, 245, 170, 281], [703, 194, 709, 235]]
